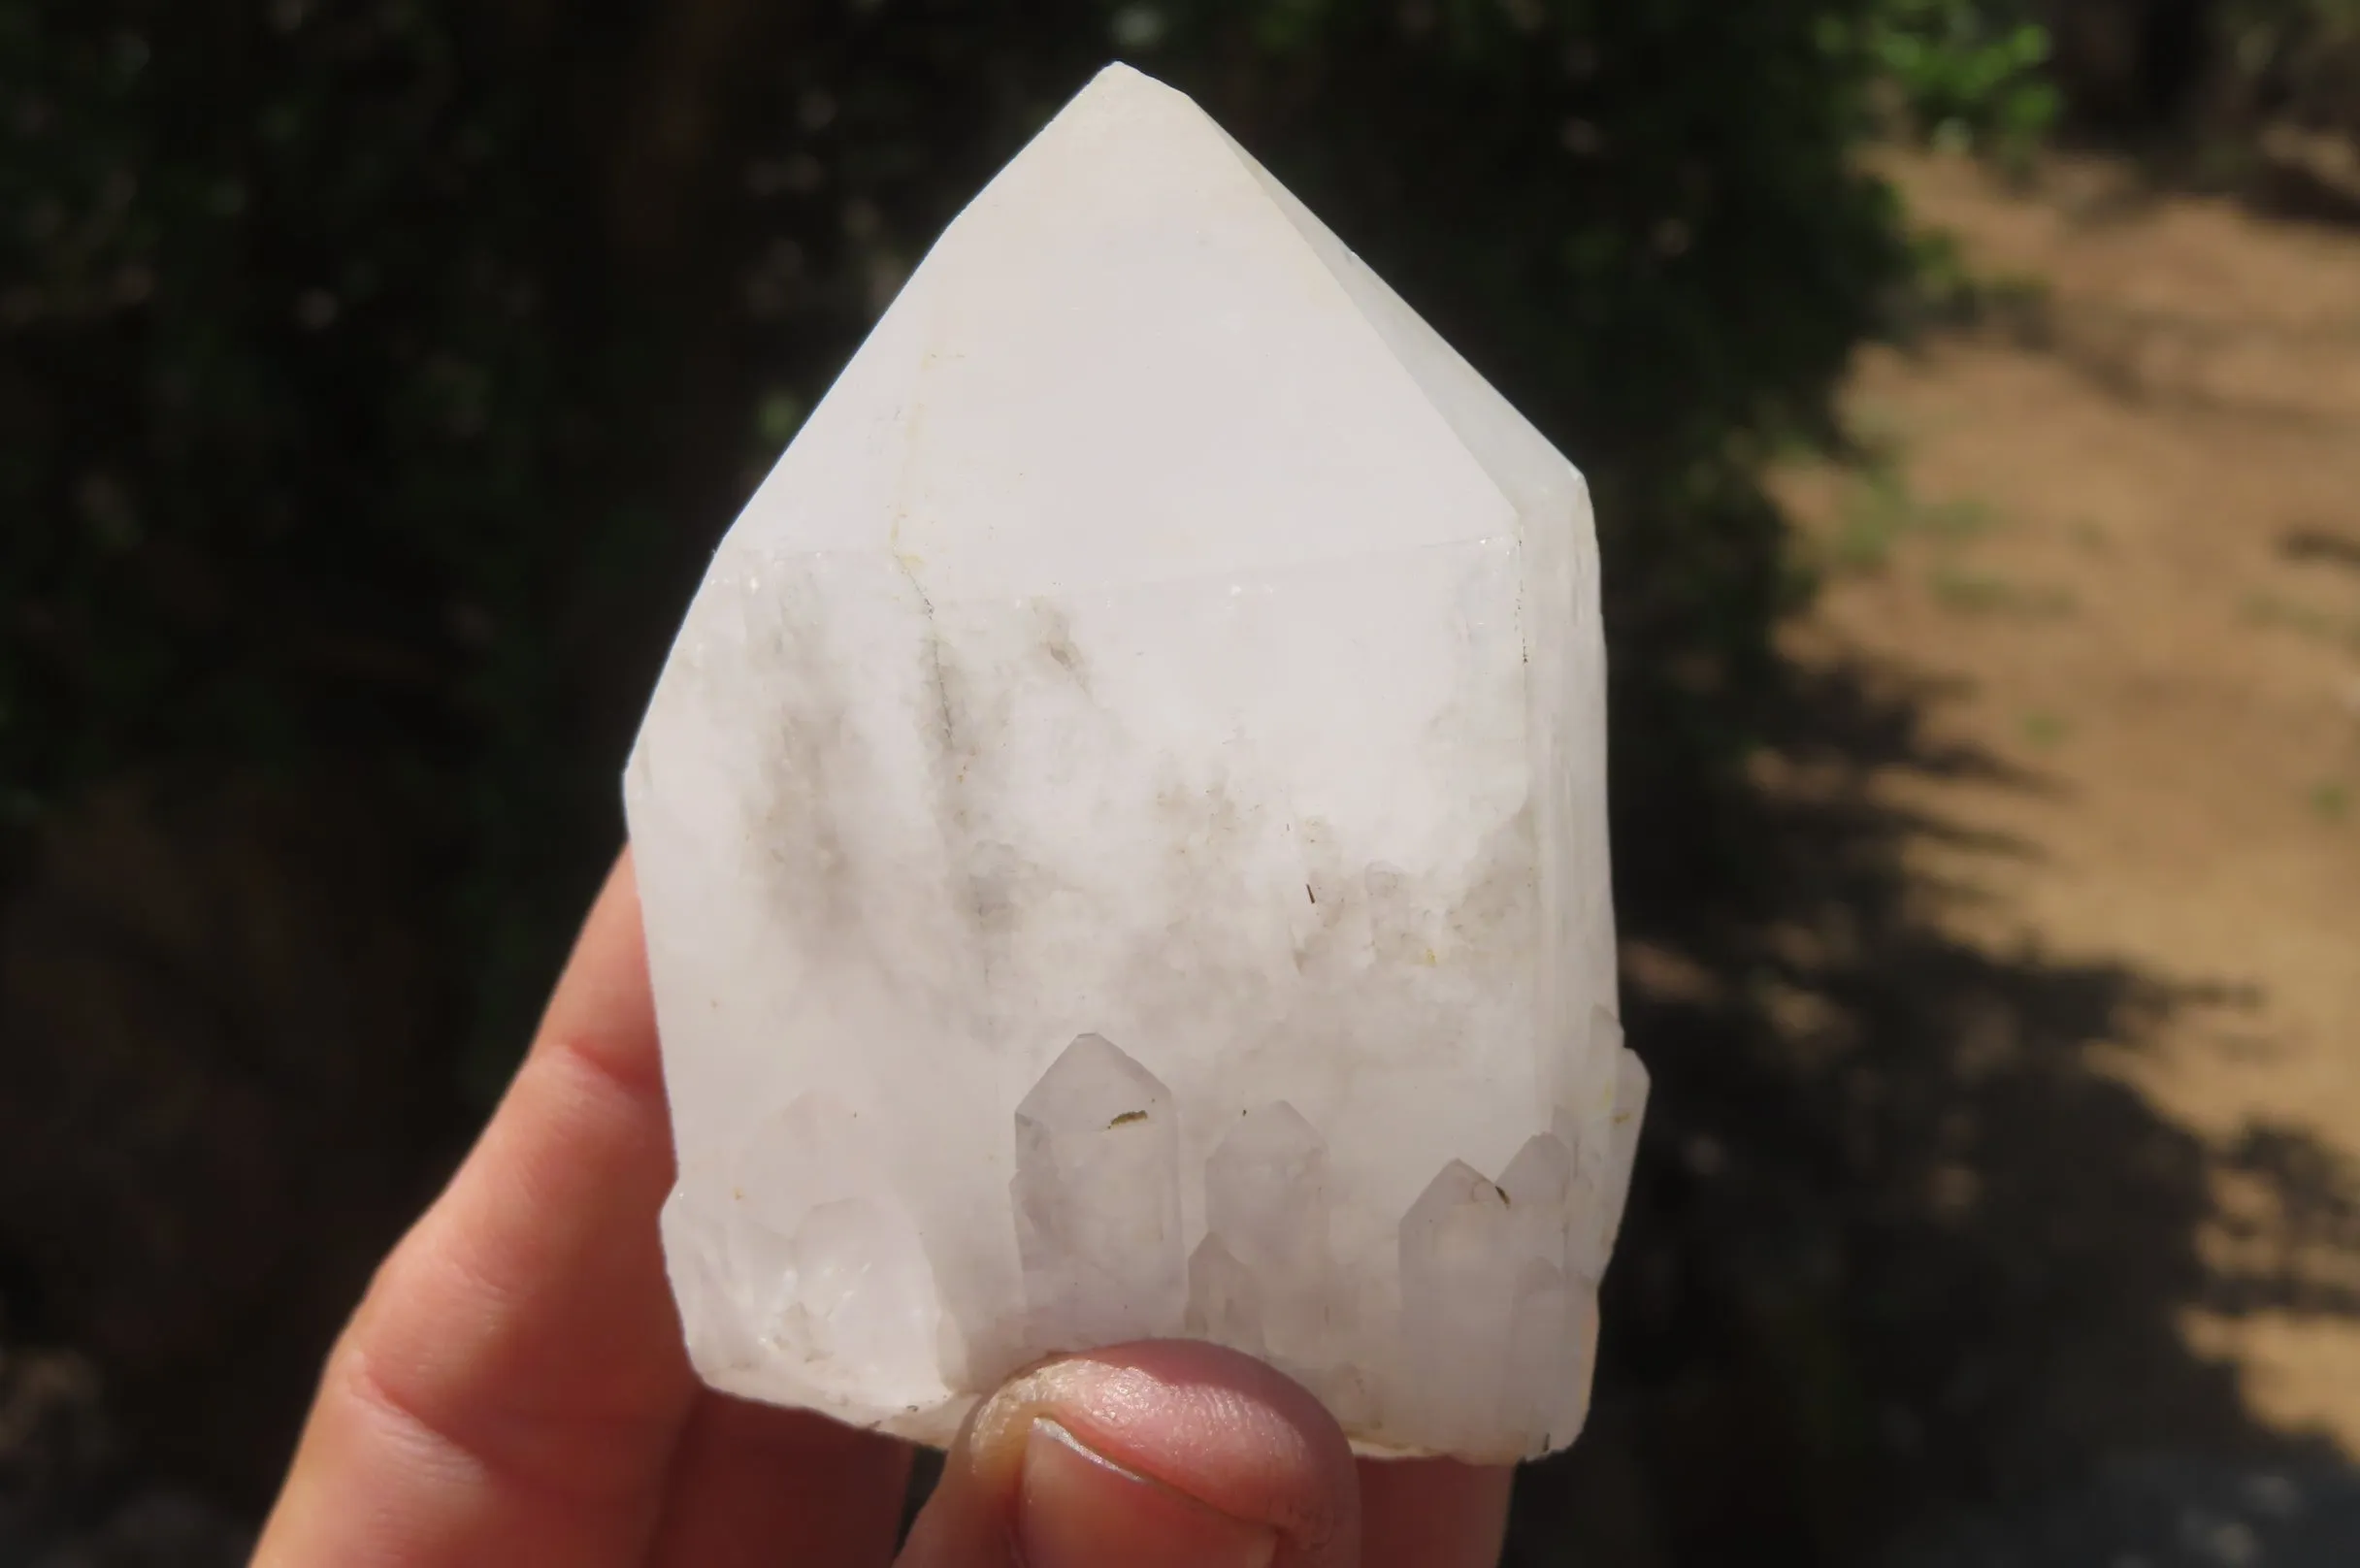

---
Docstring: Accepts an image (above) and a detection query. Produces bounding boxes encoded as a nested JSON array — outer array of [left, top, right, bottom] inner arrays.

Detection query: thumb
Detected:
[[896, 1341, 1361, 1568]]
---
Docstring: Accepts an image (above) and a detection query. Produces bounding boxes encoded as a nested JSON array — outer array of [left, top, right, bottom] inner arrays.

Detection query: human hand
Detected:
[[255, 852, 1513, 1566]]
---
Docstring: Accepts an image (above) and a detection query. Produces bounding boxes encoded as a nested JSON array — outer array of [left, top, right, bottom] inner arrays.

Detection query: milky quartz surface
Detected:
[[625, 62, 1646, 1462]]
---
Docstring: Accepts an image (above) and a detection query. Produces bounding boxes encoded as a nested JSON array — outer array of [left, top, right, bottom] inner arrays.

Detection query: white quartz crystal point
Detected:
[[1196, 1103, 1335, 1377], [1012, 1034, 1186, 1350], [625, 58, 1644, 1460]]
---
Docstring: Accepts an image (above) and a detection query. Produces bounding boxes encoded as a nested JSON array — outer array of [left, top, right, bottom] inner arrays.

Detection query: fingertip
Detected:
[[531, 848, 663, 1097], [1017, 1418, 1280, 1568], [898, 1342, 1359, 1568]]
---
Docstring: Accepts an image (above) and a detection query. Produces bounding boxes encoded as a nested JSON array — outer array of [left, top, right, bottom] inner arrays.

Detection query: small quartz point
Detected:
[[1398, 1162, 1523, 1454], [774, 1198, 944, 1409], [627, 61, 1645, 1460], [1013, 1034, 1185, 1350], [1200, 1103, 1334, 1374], [1496, 1134, 1595, 1450]]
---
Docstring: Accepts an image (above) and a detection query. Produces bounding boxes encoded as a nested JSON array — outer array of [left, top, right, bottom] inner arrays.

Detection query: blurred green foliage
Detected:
[[1864, 0, 2061, 155], [0, 0, 2057, 1091]]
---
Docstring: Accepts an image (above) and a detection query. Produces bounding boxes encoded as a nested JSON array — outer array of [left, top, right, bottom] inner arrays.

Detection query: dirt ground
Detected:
[[1770, 147, 2360, 1553]]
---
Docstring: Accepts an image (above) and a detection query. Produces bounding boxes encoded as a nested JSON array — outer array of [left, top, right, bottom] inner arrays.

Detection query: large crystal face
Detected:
[[625, 62, 1644, 1462]]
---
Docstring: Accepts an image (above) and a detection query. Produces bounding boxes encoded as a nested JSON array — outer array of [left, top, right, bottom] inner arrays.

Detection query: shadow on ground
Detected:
[[1508, 658, 2360, 1566]]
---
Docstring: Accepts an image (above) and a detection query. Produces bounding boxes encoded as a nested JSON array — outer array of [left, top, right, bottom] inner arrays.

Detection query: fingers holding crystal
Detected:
[[897, 1340, 1362, 1568]]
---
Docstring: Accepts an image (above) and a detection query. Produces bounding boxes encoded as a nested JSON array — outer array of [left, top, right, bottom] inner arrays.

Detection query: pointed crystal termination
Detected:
[[1012, 1034, 1185, 1351], [1559, 1008, 1648, 1284], [1559, 1004, 1626, 1157], [1396, 1137, 1605, 1461], [1493, 1132, 1603, 1453], [1397, 1161, 1523, 1456], [627, 60, 1643, 1458], [1499, 1130, 1577, 1277], [1565, 1013, 1650, 1284], [1202, 1103, 1334, 1371], [775, 1198, 944, 1410]]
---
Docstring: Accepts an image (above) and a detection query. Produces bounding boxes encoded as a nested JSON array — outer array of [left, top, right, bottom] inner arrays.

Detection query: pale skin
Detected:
[[256, 852, 1514, 1567]]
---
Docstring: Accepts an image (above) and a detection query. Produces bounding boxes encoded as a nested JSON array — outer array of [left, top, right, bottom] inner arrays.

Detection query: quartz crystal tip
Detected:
[[626, 58, 1638, 1462]]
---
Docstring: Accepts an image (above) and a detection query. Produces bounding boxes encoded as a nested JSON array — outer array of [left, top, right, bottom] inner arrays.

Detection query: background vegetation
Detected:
[[3, 1, 2350, 1562]]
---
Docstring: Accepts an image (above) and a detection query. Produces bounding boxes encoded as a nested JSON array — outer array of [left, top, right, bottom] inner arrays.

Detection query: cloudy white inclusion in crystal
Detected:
[[626, 60, 1647, 1462]]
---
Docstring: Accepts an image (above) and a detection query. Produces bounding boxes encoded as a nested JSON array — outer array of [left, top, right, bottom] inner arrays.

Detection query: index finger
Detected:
[[255, 851, 696, 1564], [255, 853, 906, 1567]]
